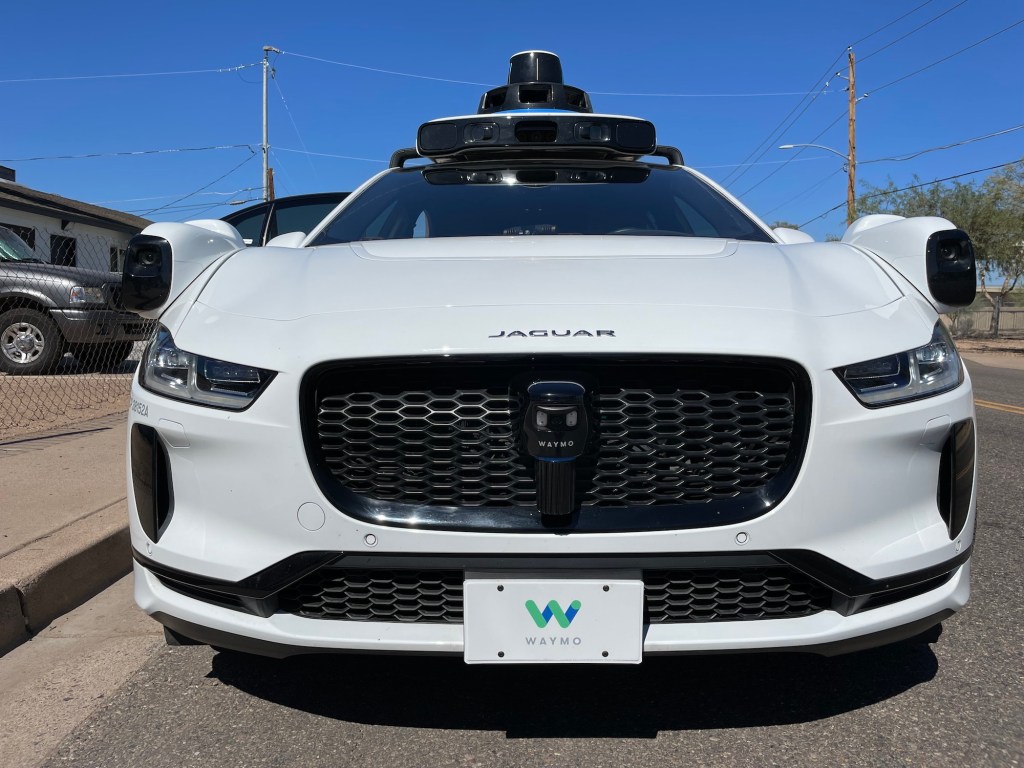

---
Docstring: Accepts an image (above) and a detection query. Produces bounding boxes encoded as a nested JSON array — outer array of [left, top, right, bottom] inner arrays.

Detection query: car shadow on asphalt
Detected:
[[208, 640, 939, 738]]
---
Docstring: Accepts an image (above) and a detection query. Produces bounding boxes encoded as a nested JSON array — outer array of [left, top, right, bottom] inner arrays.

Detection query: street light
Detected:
[[779, 143, 856, 226]]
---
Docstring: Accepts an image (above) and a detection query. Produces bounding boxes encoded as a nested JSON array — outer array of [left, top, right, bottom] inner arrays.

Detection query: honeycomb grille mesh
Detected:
[[310, 359, 800, 509], [644, 568, 832, 623], [277, 566, 831, 624], [279, 569, 464, 623]]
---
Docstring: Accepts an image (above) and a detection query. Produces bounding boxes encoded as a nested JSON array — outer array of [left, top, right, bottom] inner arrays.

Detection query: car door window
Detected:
[[225, 205, 269, 246], [267, 201, 341, 241]]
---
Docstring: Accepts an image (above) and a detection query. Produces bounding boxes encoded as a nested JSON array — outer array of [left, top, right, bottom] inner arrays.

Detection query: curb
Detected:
[[0, 502, 130, 655]]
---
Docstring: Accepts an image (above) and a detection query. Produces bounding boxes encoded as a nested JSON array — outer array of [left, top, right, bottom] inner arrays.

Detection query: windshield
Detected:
[[0, 226, 41, 262], [311, 162, 773, 245]]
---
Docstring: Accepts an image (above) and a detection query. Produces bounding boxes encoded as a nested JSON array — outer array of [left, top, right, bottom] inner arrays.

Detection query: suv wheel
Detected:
[[0, 308, 65, 375]]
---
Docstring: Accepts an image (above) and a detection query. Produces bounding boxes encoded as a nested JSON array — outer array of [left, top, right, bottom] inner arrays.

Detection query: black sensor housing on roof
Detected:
[[397, 51, 684, 167], [478, 51, 593, 114]]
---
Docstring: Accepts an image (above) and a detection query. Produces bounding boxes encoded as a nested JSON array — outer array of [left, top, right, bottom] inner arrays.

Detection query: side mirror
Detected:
[[773, 227, 814, 245], [122, 235, 172, 312], [265, 231, 306, 248], [926, 229, 976, 307]]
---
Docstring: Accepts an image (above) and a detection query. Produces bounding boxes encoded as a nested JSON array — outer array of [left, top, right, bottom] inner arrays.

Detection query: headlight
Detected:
[[835, 322, 962, 407], [70, 286, 106, 304], [142, 326, 275, 410]]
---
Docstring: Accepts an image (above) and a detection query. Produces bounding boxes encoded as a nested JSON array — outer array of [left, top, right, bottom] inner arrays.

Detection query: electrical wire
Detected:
[[846, 0, 939, 48], [95, 188, 259, 205], [128, 199, 259, 214], [862, 124, 1024, 164], [859, 0, 969, 63], [0, 145, 254, 163], [587, 89, 829, 98], [761, 168, 844, 218], [275, 147, 387, 164], [737, 108, 849, 197], [868, 17, 1024, 95], [269, 149, 295, 197], [280, 49, 836, 98], [720, 54, 844, 187], [695, 155, 836, 170], [279, 50, 489, 86], [722, 0, 967, 187], [140, 151, 257, 216], [272, 76, 319, 181], [0, 63, 258, 85], [798, 160, 1022, 226]]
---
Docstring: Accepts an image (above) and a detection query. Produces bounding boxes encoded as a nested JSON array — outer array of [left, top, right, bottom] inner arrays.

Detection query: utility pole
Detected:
[[262, 45, 280, 202], [847, 49, 856, 225]]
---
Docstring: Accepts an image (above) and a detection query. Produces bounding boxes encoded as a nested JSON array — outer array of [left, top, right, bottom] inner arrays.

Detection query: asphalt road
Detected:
[[12, 360, 1024, 768]]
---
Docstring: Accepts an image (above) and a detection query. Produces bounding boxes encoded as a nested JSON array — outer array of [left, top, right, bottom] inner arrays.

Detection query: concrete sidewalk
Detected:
[[0, 414, 131, 654]]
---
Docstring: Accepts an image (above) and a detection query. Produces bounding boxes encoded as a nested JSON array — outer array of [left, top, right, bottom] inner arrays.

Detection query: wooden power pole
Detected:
[[847, 49, 857, 225], [262, 45, 280, 202]]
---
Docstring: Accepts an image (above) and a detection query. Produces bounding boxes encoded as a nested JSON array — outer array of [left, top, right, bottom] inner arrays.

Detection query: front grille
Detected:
[[277, 566, 831, 624], [644, 567, 831, 623], [306, 357, 807, 524], [279, 569, 464, 623]]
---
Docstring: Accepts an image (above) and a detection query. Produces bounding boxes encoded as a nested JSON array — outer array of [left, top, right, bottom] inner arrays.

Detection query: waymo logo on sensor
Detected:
[[525, 599, 582, 628]]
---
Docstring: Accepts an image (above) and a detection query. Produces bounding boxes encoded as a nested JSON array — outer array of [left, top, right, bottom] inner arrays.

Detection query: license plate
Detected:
[[463, 572, 644, 664]]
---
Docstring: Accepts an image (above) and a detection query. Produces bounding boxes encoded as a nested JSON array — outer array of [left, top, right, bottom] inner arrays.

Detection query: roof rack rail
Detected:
[[389, 148, 423, 169], [652, 146, 684, 166]]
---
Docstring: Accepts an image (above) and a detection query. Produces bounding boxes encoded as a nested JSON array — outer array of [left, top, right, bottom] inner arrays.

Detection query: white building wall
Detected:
[[0, 207, 136, 272]]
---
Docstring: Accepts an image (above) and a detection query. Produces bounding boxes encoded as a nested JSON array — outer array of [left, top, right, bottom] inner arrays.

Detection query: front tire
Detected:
[[0, 308, 65, 375]]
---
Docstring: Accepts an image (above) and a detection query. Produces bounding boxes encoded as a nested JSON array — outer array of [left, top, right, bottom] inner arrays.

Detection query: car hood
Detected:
[[195, 236, 902, 321]]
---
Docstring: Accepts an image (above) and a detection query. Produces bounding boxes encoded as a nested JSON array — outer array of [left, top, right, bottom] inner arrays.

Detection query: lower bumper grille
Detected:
[[277, 566, 832, 624]]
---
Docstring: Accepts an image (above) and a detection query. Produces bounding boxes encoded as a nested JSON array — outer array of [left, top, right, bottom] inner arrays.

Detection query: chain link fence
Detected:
[[1, 224, 155, 441]]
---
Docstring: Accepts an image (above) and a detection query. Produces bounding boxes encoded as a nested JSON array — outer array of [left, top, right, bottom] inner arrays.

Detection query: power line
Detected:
[[719, 57, 842, 187], [173, 200, 256, 222], [280, 49, 837, 98], [862, 124, 1024, 164], [761, 168, 844, 218], [859, 0, 968, 63], [799, 160, 1022, 226], [0, 144, 254, 163], [275, 147, 387, 164], [96, 188, 259, 205], [696, 155, 836, 171], [847, 0, 939, 47], [279, 50, 489, 86], [141, 151, 258, 216], [721, 0, 969, 187], [868, 17, 1024, 95], [0, 63, 258, 85], [127, 198, 259, 214], [736, 108, 849, 197], [272, 75, 319, 181], [587, 89, 829, 98]]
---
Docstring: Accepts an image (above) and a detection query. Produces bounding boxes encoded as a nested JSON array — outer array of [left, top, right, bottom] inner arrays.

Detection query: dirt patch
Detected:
[[954, 338, 1024, 356]]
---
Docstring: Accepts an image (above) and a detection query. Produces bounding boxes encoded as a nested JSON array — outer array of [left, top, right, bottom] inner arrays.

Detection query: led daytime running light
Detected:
[[142, 327, 274, 410], [836, 323, 962, 407]]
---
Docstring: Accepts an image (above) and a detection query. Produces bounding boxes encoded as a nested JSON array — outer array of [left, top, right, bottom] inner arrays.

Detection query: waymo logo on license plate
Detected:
[[525, 599, 581, 628]]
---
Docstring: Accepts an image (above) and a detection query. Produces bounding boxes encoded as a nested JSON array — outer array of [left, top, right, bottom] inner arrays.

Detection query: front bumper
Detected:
[[50, 308, 151, 344], [126, 330, 978, 658], [135, 556, 969, 658]]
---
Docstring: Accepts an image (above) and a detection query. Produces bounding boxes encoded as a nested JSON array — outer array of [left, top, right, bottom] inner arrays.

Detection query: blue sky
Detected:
[[2, 0, 1021, 240]]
